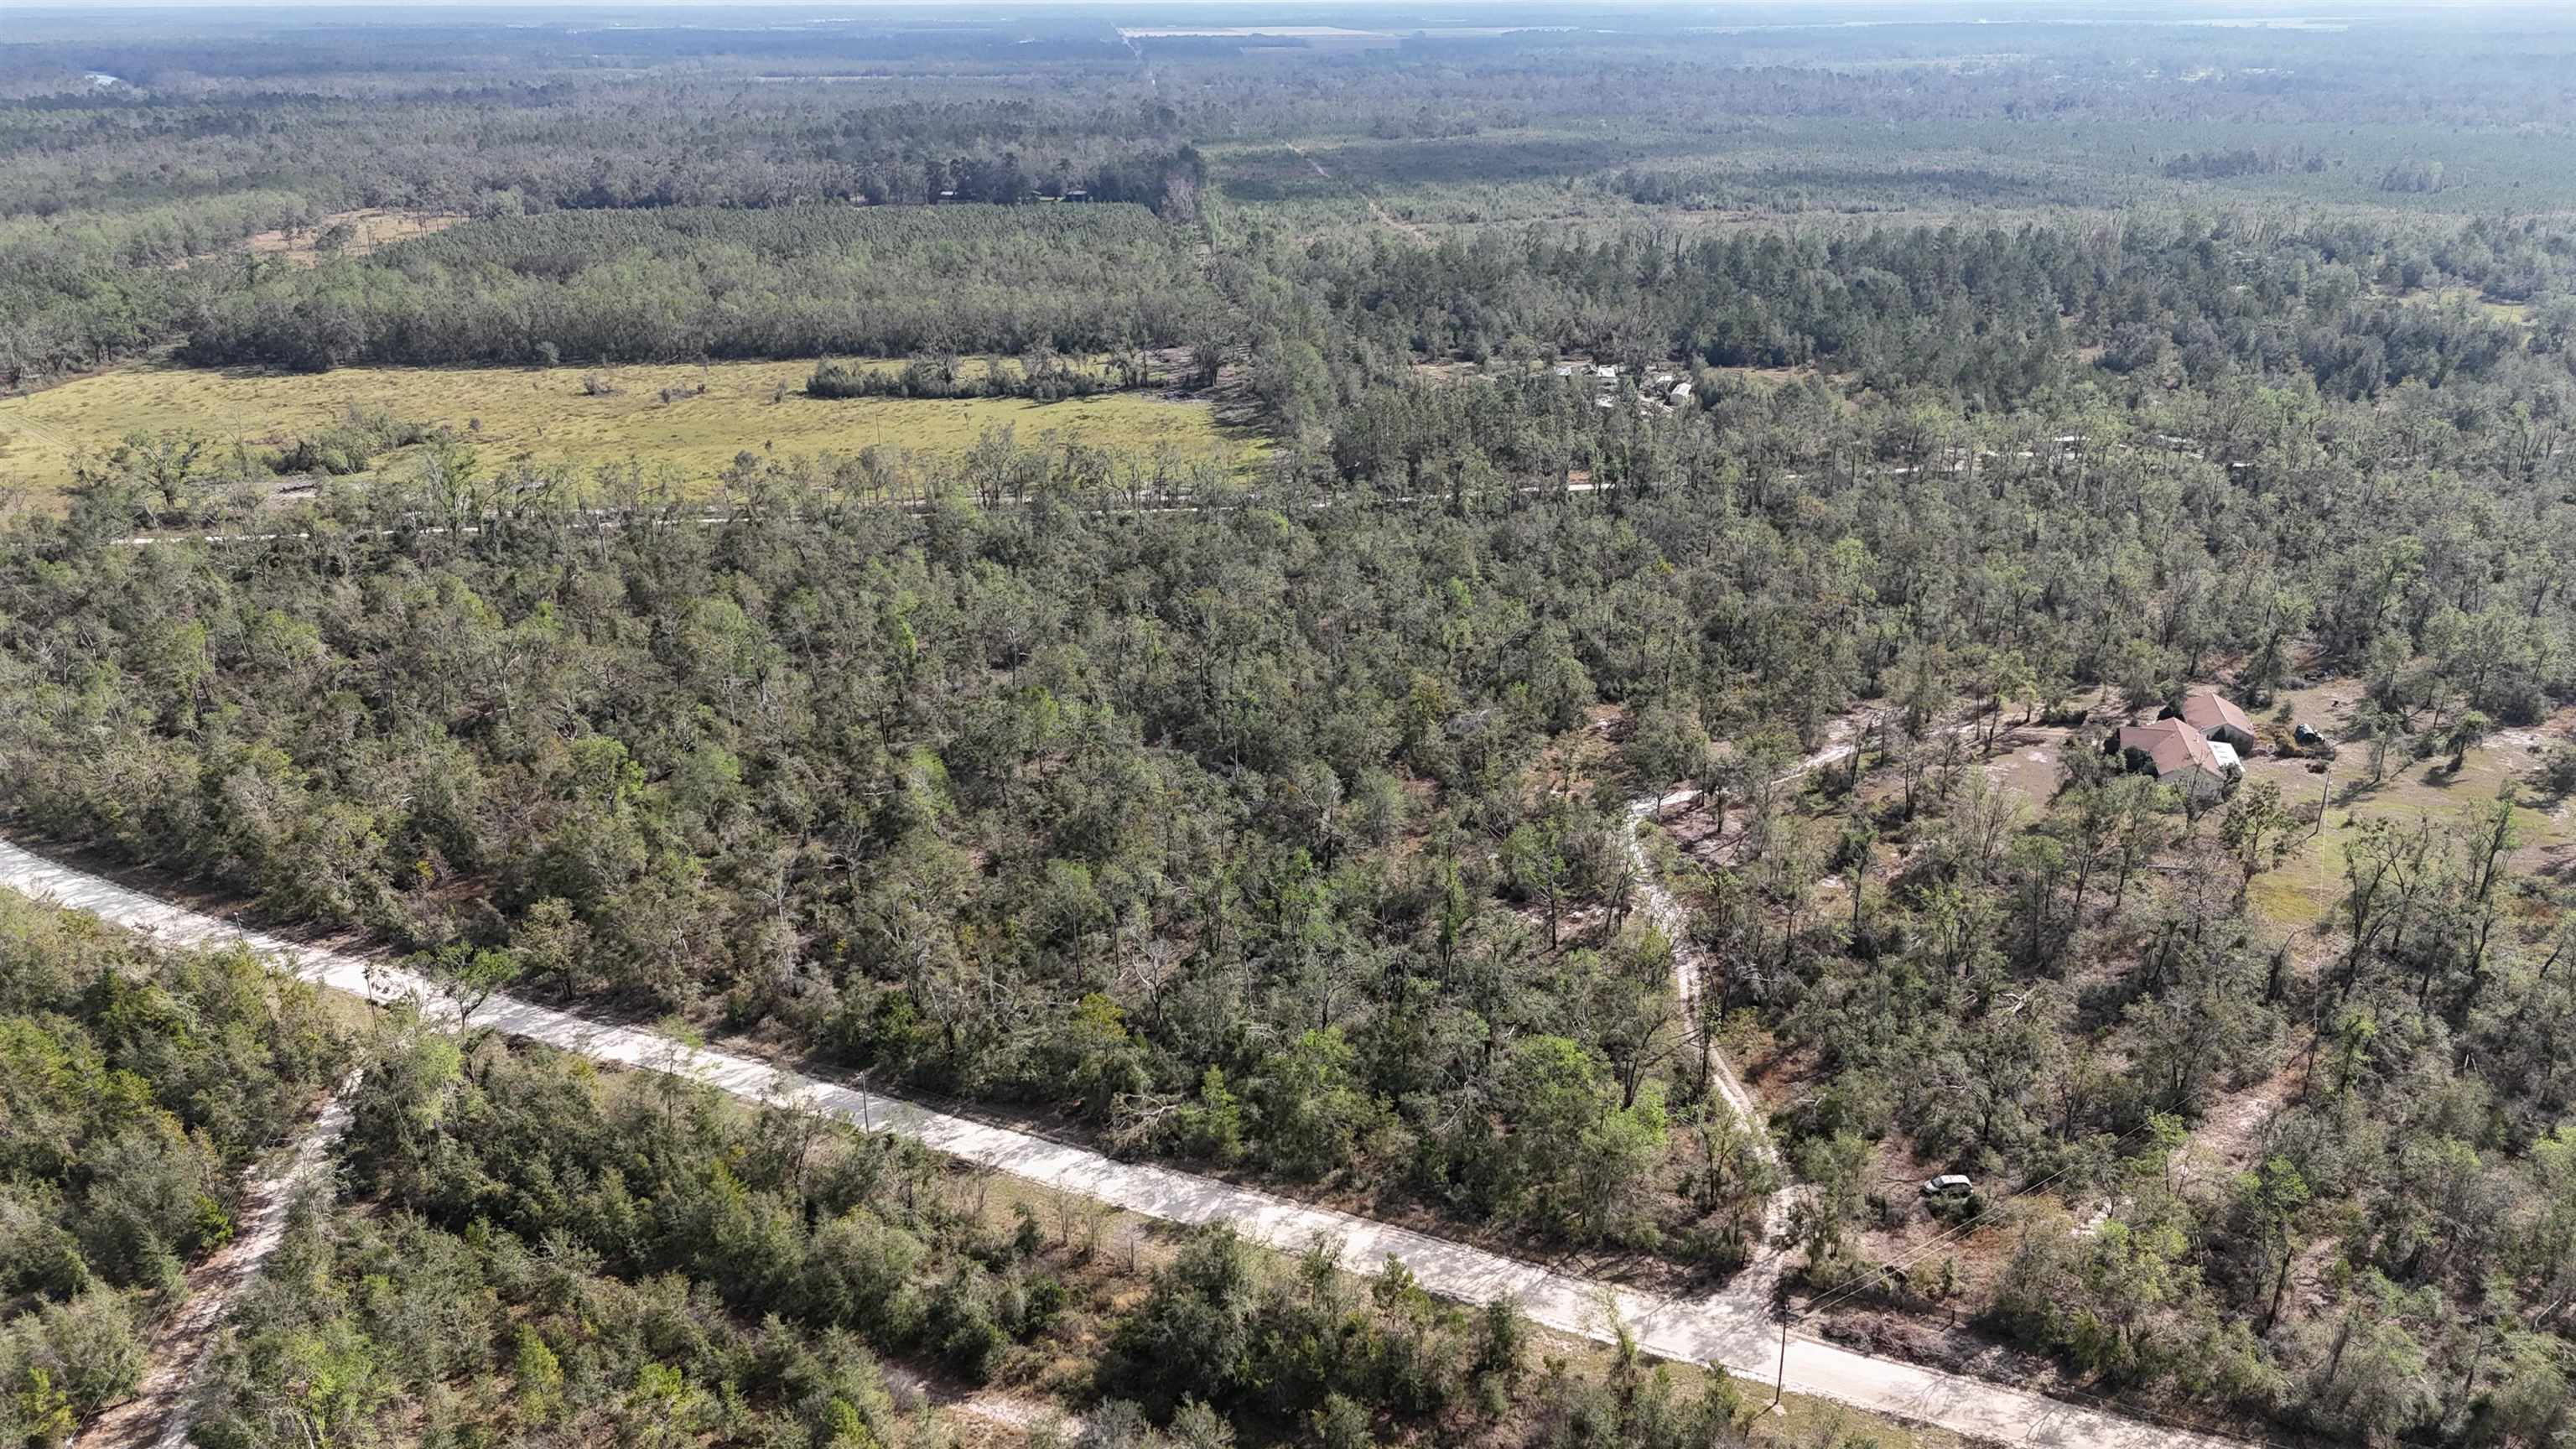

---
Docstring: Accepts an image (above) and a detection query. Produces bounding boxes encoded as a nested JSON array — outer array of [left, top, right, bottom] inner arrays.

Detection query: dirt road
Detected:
[[0, 836, 2233, 1449], [1620, 712, 1897, 1304], [1623, 789, 1797, 1298]]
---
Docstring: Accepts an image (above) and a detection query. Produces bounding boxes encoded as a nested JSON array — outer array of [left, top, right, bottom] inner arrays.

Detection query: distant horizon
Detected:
[[30, 0, 2576, 11]]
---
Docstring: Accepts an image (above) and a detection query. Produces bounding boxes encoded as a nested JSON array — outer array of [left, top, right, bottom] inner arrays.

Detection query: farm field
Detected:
[[0, 358, 1251, 496]]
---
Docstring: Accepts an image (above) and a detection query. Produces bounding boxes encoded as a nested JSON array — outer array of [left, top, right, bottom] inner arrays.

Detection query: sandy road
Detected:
[[1623, 789, 1796, 1298], [1620, 714, 1880, 1303], [1622, 711, 2005, 1309], [1, 836, 2236, 1449]]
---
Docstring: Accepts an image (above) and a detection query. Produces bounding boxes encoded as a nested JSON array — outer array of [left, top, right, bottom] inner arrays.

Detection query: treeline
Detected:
[[1605, 162, 2079, 213], [0, 77, 1187, 223], [808, 351, 1155, 403], [2161, 147, 2329, 180], [0, 57, 1203, 384], [0, 889, 346, 1441], [175, 205, 1218, 371]]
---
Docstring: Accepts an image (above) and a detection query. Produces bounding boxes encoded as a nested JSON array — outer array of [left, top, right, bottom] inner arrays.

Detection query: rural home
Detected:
[[2113, 717, 2237, 797], [2178, 687, 2257, 750]]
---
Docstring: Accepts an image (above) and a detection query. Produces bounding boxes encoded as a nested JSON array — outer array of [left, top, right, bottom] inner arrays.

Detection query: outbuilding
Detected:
[[2179, 688, 2257, 751]]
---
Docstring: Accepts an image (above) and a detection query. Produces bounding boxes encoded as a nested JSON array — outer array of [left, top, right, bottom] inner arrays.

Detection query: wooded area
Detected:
[[6, 5, 2576, 1447]]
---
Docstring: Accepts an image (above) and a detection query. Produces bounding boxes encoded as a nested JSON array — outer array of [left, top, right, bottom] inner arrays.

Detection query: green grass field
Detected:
[[0, 358, 1252, 496]]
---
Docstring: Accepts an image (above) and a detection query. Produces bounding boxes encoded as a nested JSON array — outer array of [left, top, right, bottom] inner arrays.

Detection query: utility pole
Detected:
[[1771, 1313, 1789, 1412], [2314, 758, 2331, 841]]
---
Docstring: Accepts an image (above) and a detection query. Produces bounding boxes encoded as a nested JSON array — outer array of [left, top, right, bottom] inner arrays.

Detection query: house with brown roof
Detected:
[[2113, 717, 2236, 798], [2178, 688, 2257, 751]]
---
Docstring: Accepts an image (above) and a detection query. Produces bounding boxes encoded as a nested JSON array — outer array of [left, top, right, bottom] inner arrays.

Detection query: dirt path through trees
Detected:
[[1286, 143, 1431, 241], [1622, 712, 1986, 1312], [1623, 792, 1796, 1299], [74, 1080, 356, 1449]]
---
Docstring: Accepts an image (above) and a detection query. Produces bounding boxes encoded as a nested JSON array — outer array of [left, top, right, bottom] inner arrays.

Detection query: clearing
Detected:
[[0, 359, 1254, 496], [2235, 685, 2575, 934], [164, 207, 470, 272], [247, 207, 468, 266]]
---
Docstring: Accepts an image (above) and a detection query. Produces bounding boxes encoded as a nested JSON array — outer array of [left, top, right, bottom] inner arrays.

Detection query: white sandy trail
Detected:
[[1623, 793, 1795, 1291], [1620, 712, 1889, 1285], [0, 838, 2235, 1449]]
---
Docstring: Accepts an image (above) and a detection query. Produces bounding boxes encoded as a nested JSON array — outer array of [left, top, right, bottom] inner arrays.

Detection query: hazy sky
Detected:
[[49, 0, 2537, 14], [36, 0, 2283, 9]]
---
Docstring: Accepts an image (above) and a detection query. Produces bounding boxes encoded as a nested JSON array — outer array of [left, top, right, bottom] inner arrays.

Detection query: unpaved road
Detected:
[[1624, 788, 1795, 1297], [75, 1078, 355, 1449], [0, 837, 2233, 1449], [1620, 711, 1888, 1291]]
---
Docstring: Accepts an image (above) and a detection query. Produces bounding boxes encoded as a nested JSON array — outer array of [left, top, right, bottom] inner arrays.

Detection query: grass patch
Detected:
[[2238, 699, 2573, 933], [0, 358, 1254, 496]]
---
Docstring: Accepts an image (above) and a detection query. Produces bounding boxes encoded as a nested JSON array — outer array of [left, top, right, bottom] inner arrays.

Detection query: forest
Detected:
[[175, 204, 1218, 371], [5, 5, 2576, 1449], [0, 886, 1758, 1449]]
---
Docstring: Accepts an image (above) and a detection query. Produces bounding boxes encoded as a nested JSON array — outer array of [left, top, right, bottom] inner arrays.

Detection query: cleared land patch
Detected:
[[2238, 689, 2576, 933], [0, 359, 1251, 496], [228, 207, 469, 267]]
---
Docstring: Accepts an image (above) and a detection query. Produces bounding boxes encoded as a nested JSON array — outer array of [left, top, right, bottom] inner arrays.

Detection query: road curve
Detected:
[[1623, 791, 1796, 1288], [0, 837, 2236, 1449]]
